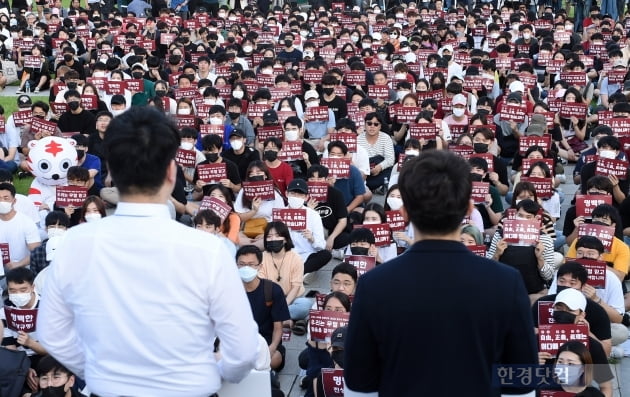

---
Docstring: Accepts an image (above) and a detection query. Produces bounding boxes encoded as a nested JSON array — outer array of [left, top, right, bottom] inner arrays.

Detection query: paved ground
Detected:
[[3, 85, 627, 396]]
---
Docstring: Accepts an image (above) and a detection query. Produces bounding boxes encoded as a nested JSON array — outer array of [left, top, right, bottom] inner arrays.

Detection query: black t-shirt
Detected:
[[321, 95, 347, 121], [192, 157, 241, 197], [532, 294, 612, 342], [247, 279, 290, 345], [315, 186, 348, 233], [57, 109, 96, 136], [222, 148, 260, 182], [580, 161, 629, 199], [287, 141, 319, 180]]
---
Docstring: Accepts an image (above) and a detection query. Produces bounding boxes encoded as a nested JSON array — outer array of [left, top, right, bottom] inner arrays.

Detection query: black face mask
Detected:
[[555, 285, 570, 293], [350, 246, 369, 256], [470, 173, 484, 182], [41, 385, 67, 397], [264, 150, 278, 162], [331, 350, 344, 368], [34, 114, 45, 119], [431, 84, 444, 90], [132, 71, 144, 79], [205, 152, 219, 162], [155, 90, 166, 97], [473, 142, 488, 153], [477, 109, 490, 117], [612, 36, 621, 41], [552, 310, 577, 324], [263, 56, 274, 62], [323, 87, 335, 96], [471, 57, 482, 64], [265, 240, 284, 253], [228, 111, 240, 120], [285, 40, 293, 47], [67, 82, 78, 90], [68, 101, 80, 111], [442, 55, 452, 62], [249, 175, 265, 182], [208, 40, 217, 47], [76, 149, 85, 160], [410, 44, 419, 51], [63, 53, 73, 62]]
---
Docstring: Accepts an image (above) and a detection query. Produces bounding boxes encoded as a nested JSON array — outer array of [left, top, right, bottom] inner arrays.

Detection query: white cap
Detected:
[[372, 32, 382, 41], [509, 80, 525, 93], [305, 90, 319, 100], [452, 93, 467, 106], [404, 52, 417, 63], [554, 288, 586, 312]]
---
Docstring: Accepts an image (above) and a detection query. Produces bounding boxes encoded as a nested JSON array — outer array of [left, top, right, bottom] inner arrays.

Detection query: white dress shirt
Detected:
[[37, 202, 259, 397], [288, 205, 326, 262]]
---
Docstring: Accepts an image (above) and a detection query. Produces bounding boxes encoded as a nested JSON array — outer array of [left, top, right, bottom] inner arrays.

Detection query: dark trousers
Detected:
[[366, 167, 392, 191], [304, 250, 332, 274]]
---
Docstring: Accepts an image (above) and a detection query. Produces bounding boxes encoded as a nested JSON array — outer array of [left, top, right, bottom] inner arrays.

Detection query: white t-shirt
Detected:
[[0, 211, 41, 272]]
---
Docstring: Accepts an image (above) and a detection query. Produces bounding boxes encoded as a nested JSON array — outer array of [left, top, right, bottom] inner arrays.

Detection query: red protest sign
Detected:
[[609, 118, 630, 137], [87, 77, 106, 91], [0, 117, 4, 133], [80, 95, 97, 111], [546, 60, 565, 74], [519, 135, 551, 155], [345, 254, 376, 277], [197, 163, 227, 184], [308, 181, 328, 202], [386, 210, 405, 231], [175, 149, 197, 168], [268, 87, 291, 102], [329, 132, 357, 152], [104, 80, 126, 95], [608, 69, 626, 84], [302, 70, 324, 84], [467, 244, 487, 257], [559, 71, 586, 85], [500, 103, 527, 123], [521, 158, 554, 175], [31, 118, 58, 135], [272, 208, 307, 231], [578, 223, 615, 252], [321, 158, 351, 179], [278, 141, 303, 162], [13, 110, 32, 127], [126, 79, 145, 93], [559, 102, 587, 120], [538, 301, 555, 325], [50, 102, 68, 114], [463, 75, 484, 91], [321, 368, 345, 397], [538, 324, 589, 355], [574, 258, 607, 289], [540, 391, 575, 397], [3, 306, 38, 333], [305, 106, 330, 122], [595, 157, 628, 180], [355, 223, 392, 247], [198, 196, 232, 223], [24, 55, 42, 69], [174, 87, 199, 100], [520, 177, 553, 199], [0, 243, 9, 264], [176, 115, 196, 129], [503, 219, 540, 246], [469, 153, 494, 173], [247, 103, 270, 119], [55, 186, 87, 208], [345, 71, 366, 86], [395, 106, 422, 124], [368, 85, 390, 100], [276, 111, 297, 125], [256, 125, 284, 142], [408, 123, 437, 140], [243, 180, 276, 201], [450, 145, 474, 160], [471, 181, 490, 204], [199, 124, 224, 139], [159, 33, 176, 45], [309, 310, 350, 342], [575, 194, 612, 218]]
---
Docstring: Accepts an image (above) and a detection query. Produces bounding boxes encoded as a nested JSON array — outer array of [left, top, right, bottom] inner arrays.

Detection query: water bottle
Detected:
[[25, 81, 30, 93]]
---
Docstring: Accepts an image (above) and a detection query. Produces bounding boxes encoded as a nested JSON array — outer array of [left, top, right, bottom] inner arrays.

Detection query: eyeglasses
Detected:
[[332, 280, 354, 288], [366, 121, 380, 126]]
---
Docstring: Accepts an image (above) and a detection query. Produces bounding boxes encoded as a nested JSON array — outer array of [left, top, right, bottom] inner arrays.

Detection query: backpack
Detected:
[[261, 278, 274, 307], [0, 347, 31, 397]]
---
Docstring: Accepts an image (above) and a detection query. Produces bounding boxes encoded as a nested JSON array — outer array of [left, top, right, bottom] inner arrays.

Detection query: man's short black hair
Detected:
[[36, 355, 73, 377], [236, 244, 263, 263], [349, 227, 375, 245], [0, 182, 16, 197], [104, 107, 179, 196], [6, 267, 35, 285], [557, 261, 588, 285], [0, 169, 13, 183], [307, 164, 329, 179], [575, 235, 605, 254], [45, 211, 70, 228], [328, 140, 348, 155], [193, 209, 221, 228], [67, 166, 89, 182], [332, 262, 358, 283], [399, 151, 471, 234], [201, 134, 223, 151]]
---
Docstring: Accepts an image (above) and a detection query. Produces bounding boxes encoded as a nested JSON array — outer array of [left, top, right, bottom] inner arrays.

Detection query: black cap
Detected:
[[330, 326, 347, 348], [287, 178, 308, 194], [230, 128, 246, 138], [262, 109, 278, 124], [110, 94, 126, 105], [17, 94, 32, 107]]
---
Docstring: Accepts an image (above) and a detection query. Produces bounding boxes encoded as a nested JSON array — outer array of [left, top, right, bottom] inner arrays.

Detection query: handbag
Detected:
[[1, 60, 18, 84], [243, 217, 267, 238]]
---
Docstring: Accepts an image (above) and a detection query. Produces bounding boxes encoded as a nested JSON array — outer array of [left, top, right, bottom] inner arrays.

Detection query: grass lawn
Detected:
[[0, 95, 48, 117]]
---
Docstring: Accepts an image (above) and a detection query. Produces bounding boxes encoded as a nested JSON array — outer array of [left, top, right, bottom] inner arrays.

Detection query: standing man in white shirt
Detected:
[[37, 107, 260, 397]]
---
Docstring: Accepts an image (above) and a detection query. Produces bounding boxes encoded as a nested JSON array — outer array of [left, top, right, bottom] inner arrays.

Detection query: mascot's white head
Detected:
[[26, 136, 78, 186]]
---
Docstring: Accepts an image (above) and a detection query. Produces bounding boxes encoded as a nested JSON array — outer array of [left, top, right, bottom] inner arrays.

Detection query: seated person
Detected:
[[30, 211, 70, 276], [25, 354, 83, 397], [193, 210, 236, 257], [56, 166, 90, 227], [327, 141, 366, 213], [347, 227, 383, 265]]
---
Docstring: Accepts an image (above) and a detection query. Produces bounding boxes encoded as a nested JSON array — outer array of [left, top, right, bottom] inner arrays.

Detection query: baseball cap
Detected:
[[305, 90, 319, 101], [230, 129, 246, 138], [554, 288, 586, 312], [110, 94, 126, 105], [17, 94, 32, 107], [262, 109, 278, 124], [131, 62, 147, 71], [613, 59, 627, 68], [287, 178, 308, 194], [452, 94, 467, 106], [509, 80, 525, 93], [507, 92, 523, 103], [330, 326, 347, 348], [526, 122, 545, 136]]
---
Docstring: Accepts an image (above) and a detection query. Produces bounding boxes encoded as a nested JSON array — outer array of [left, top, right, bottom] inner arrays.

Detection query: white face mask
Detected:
[[522, 33, 531, 40], [33, 28, 41, 36], [285, 129, 299, 141], [362, 42, 371, 49], [178, 108, 191, 115], [363, 220, 379, 225], [512, 23, 520, 30], [261, 68, 273, 75], [238, 266, 258, 282], [351, 35, 359, 43], [85, 213, 102, 222], [395, 73, 406, 80], [230, 139, 243, 151], [452, 107, 465, 117], [209, 117, 223, 125], [280, 107, 292, 112], [287, 196, 304, 209], [397, 90, 409, 100], [377, 53, 387, 60], [111, 109, 125, 117], [428, 62, 437, 68], [233, 90, 244, 99], [181, 142, 194, 151], [0, 201, 12, 214], [387, 197, 403, 210], [243, 45, 253, 53], [301, 30, 309, 37], [306, 101, 318, 108], [490, 32, 499, 39], [47, 228, 66, 239], [405, 150, 420, 157], [599, 149, 617, 159], [9, 292, 32, 307]]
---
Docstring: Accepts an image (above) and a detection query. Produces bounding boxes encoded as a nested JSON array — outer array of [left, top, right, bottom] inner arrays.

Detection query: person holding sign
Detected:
[[345, 150, 537, 397], [57, 90, 97, 136], [194, 210, 236, 257], [536, 288, 614, 397], [578, 136, 628, 205], [360, 203, 397, 264], [555, 88, 587, 150], [16, 44, 50, 94], [358, 112, 395, 193], [36, 107, 260, 396], [192, 134, 241, 199]]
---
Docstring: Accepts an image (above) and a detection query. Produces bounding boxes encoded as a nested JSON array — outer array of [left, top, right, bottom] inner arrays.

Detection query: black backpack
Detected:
[[0, 347, 31, 397]]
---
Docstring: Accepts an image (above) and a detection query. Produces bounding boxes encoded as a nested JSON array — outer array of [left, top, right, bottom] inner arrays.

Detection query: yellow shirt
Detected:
[[566, 237, 630, 276]]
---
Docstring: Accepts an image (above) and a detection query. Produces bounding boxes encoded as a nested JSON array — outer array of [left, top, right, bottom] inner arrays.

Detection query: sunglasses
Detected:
[[366, 121, 380, 126]]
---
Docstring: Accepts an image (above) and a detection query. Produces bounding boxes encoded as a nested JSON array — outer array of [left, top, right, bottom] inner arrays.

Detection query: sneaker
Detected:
[[556, 173, 566, 184], [331, 248, 345, 260], [303, 272, 317, 285], [34, 87, 40, 93], [610, 345, 624, 359], [15, 89, 23, 94]]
